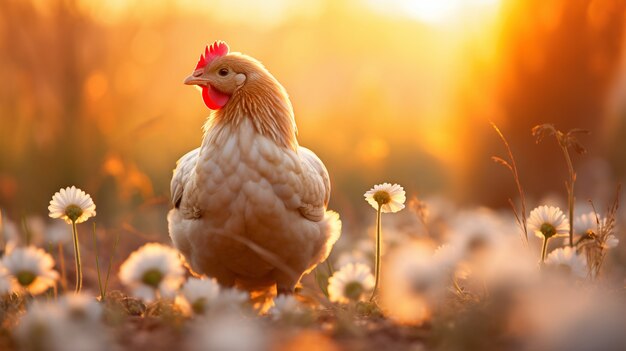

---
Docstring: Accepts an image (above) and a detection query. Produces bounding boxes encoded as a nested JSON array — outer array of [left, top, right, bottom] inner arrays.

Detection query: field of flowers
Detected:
[[0, 123, 624, 351], [3, 1, 626, 350]]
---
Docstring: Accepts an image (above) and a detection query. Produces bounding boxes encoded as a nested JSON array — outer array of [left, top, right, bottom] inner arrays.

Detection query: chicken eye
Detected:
[[218, 68, 229, 77]]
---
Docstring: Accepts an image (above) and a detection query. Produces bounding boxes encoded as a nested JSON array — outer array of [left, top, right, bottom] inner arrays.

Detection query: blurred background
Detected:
[[1, 0, 626, 246]]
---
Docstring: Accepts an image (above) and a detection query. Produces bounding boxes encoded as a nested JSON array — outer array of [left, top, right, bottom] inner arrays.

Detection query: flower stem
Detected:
[[58, 243, 68, 292], [91, 223, 104, 300], [370, 204, 382, 302], [103, 230, 120, 300], [326, 256, 334, 275], [22, 217, 31, 246], [540, 237, 549, 264], [71, 220, 82, 293], [559, 143, 576, 247]]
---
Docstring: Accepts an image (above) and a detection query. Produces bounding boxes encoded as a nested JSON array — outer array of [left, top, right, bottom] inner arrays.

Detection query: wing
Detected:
[[297, 146, 331, 222], [170, 148, 200, 208]]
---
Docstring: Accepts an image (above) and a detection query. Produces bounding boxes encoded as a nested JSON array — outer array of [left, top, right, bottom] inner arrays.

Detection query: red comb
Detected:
[[194, 41, 229, 70]]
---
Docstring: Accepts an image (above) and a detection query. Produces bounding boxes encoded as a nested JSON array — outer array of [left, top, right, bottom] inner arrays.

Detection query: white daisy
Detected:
[[15, 298, 111, 351], [14, 302, 66, 351], [603, 235, 619, 249], [518, 283, 626, 351], [211, 288, 250, 313], [447, 208, 511, 259], [327, 263, 375, 304], [527, 205, 570, 239], [58, 293, 103, 322], [2, 246, 58, 295], [364, 183, 406, 213], [187, 312, 267, 351], [572, 212, 618, 248], [181, 277, 221, 314], [48, 186, 96, 224], [45, 221, 71, 245], [0, 264, 13, 295], [119, 243, 185, 302], [545, 247, 588, 279], [574, 212, 601, 236], [380, 243, 445, 325], [268, 295, 309, 322]]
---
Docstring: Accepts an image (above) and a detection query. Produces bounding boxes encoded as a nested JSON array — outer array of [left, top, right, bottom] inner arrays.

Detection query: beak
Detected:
[[184, 69, 208, 85]]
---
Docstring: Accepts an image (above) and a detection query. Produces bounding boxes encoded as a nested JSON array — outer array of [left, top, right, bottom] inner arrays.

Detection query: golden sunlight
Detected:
[[366, 0, 501, 24], [3, 1, 626, 350]]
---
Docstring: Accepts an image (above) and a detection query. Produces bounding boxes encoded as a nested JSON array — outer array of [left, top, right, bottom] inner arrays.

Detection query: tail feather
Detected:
[[305, 210, 342, 274]]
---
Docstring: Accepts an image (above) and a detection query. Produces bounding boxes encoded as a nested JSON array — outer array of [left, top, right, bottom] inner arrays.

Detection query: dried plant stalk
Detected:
[[490, 122, 529, 247], [579, 185, 621, 279], [532, 124, 589, 248]]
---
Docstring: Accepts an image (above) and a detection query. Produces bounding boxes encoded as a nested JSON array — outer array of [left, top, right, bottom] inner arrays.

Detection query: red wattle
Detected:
[[201, 85, 230, 110]]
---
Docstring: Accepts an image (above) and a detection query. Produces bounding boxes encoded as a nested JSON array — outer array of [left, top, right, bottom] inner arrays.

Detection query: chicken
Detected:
[[168, 41, 341, 295]]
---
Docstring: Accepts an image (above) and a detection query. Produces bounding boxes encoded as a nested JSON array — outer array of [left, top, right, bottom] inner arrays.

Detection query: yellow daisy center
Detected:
[[191, 298, 207, 314], [467, 235, 488, 254], [68, 307, 88, 320], [142, 269, 163, 288], [64, 204, 84, 223], [16, 271, 36, 286], [373, 191, 391, 206], [344, 281, 364, 301], [540, 223, 557, 238]]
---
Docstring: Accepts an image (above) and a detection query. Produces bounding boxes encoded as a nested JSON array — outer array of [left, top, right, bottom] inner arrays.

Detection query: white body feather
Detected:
[[168, 118, 341, 292]]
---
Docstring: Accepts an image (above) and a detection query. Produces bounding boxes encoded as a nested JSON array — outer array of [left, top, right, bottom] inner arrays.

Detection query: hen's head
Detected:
[[184, 41, 297, 149], [184, 41, 261, 110]]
